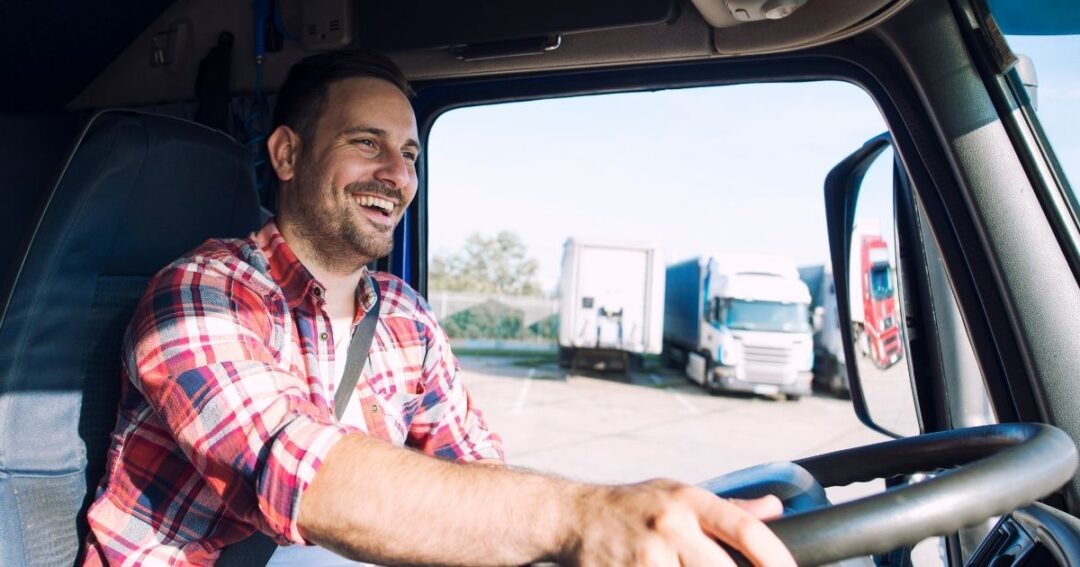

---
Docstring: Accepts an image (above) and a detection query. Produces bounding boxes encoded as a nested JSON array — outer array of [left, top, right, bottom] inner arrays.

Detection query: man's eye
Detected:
[[352, 138, 377, 150], [403, 151, 418, 163]]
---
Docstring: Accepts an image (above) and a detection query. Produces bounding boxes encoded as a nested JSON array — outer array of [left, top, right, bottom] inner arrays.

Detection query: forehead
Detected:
[[319, 77, 417, 138]]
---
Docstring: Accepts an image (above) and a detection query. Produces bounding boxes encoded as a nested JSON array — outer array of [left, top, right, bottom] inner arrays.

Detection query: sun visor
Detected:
[[355, 0, 678, 53]]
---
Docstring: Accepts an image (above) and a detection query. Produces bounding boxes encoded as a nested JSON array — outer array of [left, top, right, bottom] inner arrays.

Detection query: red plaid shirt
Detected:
[[82, 220, 503, 566]]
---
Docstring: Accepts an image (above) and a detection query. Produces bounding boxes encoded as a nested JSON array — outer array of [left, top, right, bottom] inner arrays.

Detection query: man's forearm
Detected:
[[297, 433, 585, 565]]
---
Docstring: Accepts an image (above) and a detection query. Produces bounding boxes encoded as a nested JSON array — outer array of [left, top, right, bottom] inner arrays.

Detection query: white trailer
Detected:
[[557, 238, 665, 369]]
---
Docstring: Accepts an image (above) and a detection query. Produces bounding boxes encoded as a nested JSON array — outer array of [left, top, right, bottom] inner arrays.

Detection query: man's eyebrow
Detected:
[[341, 125, 421, 151]]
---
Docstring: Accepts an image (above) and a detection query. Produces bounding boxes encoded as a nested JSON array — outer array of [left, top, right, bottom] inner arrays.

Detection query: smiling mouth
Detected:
[[353, 194, 396, 218]]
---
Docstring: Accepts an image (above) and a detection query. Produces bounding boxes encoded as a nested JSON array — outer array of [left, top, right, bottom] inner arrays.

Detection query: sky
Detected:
[[426, 34, 1079, 293]]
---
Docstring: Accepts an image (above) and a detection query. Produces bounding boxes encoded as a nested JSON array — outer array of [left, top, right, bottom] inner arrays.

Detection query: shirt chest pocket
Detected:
[[381, 390, 424, 439], [348, 376, 425, 445], [359, 341, 428, 443]]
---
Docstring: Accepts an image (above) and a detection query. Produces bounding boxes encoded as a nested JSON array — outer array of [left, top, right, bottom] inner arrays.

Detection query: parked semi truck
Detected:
[[849, 220, 904, 368], [798, 263, 848, 396], [557, 238, 665, 369], [663, 255, 814, 399]]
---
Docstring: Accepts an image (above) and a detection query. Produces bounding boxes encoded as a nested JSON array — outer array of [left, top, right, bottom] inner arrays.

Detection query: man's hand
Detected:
[[564, 479, 795, 567]]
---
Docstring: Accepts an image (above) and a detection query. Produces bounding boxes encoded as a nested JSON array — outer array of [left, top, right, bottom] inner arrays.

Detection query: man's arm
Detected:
[[298, 434, 795, 566]]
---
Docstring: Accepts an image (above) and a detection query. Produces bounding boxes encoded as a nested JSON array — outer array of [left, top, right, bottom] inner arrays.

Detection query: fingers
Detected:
[[730, 495, 785, 520], [696, 495, 795, 567], [664, 513, 738, 567], [571, 482, 793, 567]]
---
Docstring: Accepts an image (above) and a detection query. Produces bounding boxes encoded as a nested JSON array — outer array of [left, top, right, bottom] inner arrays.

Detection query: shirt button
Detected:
[[320, 332, 328, 340], [370, 404, 379, 413]]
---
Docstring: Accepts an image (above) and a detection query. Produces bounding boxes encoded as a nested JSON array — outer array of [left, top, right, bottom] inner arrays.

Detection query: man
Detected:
[[83, 49, 795, 566]]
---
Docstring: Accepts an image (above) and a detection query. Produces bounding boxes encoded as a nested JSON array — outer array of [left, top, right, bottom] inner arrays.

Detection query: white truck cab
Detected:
[[666, 255, 814, 398]]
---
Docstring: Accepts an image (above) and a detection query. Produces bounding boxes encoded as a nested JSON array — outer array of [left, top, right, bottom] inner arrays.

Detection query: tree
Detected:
[[429, 231, 543, 296], [442, 300, 525, 339]]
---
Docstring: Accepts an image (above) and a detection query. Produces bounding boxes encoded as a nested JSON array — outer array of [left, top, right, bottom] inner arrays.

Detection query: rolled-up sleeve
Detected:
[[405, 303, 505, 464], [130, 258, 356, 544]]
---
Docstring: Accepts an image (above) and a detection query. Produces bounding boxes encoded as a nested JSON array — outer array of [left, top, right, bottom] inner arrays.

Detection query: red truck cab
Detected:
[[858, 235, 904, 368]]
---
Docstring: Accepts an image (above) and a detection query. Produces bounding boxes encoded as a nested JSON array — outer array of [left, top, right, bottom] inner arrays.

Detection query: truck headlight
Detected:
[[880, 317, 892, 332], [719, 336, 743, 365]]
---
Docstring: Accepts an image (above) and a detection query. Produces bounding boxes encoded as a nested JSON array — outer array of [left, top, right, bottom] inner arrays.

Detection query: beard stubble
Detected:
[[283, 158, 402, 273]]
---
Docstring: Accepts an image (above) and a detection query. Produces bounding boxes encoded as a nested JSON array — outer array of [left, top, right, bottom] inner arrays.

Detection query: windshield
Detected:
[[869, 264, 894, 300], [724, 299, 810, 333]]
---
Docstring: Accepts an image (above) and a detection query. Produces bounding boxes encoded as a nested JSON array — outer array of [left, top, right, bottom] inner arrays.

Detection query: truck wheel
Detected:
[[702, 354, 719, 395], [661, 344, 679, 369], [558, 346, 574, 369]]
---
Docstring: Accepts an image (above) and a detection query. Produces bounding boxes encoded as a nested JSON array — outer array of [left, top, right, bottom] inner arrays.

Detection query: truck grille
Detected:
[[743, 345, 794, 384], [883, 334, 902, 355], [744, 345, 791, 365]]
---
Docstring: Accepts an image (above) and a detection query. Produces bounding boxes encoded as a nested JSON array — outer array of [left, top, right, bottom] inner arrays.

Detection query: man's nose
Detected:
[[373, 150, 412, 189]]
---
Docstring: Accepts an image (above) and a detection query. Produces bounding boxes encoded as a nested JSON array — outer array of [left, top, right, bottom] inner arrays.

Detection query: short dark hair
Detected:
[[272, 48, 413, 143]]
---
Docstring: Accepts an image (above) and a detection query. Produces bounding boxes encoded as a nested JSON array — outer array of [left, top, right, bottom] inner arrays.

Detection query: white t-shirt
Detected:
[[267, 317, 371, 567]]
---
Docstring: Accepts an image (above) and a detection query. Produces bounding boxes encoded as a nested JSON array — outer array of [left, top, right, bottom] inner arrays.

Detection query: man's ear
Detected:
[[267, 126, 301, 182]]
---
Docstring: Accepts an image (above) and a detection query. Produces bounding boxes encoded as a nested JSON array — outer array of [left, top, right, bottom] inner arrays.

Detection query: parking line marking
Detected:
[[672, 392, 698, 414], [512, 368, 535, 414]]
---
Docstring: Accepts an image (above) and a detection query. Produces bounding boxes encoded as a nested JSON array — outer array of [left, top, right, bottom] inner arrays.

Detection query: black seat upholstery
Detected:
[[0, 110, 262, 566], [0, 112, 83, 309]]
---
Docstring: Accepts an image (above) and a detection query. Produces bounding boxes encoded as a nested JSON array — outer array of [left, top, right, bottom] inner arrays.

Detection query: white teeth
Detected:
[[355, 195, 394, 214]]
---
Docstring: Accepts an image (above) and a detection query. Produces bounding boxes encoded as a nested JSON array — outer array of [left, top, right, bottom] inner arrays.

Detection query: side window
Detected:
[[910, 191, 997, 428], [425, 82, 949, 519]]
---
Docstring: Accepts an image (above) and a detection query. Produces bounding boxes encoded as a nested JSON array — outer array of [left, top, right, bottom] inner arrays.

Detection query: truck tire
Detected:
[[661, 343, 678, 369], [701, 352, 719, 395]]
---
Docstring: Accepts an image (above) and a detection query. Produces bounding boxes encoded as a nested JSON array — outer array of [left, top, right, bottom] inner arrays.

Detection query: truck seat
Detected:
[[0, 110, 262, 566]]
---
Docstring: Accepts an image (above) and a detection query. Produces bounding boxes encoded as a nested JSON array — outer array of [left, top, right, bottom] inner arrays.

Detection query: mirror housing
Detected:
[[824, 132, 919, 438]]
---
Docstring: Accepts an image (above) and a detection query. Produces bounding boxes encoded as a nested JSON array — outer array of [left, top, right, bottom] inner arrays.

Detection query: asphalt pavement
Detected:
[[458, 353, 946, 565]]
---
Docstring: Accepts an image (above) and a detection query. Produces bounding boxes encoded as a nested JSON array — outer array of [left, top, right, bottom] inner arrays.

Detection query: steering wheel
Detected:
[[702, 423, 1078, 566]]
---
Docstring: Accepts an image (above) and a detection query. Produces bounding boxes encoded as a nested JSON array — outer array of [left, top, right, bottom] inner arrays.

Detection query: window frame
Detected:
[[400, 7, 1072, 484]]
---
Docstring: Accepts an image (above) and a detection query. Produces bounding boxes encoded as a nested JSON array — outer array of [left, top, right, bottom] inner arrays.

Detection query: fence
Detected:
[[428, 289, 559, 352]]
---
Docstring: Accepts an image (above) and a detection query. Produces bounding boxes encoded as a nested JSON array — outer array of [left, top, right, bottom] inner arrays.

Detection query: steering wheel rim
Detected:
[[753, 423, 1078, 566]]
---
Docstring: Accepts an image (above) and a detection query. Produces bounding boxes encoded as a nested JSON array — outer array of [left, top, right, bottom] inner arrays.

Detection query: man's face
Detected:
[[281, 77, 420, 271]]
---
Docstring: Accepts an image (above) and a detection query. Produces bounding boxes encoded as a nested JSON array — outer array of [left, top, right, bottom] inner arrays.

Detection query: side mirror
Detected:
[[824, 133, 919, 438], [709, 297, 723, 322], [812, 306, 825, 333]]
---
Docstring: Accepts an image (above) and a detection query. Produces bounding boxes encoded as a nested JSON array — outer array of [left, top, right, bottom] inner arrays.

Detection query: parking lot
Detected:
[[458, 353, 896, 496], [459, 352, 948, 564]]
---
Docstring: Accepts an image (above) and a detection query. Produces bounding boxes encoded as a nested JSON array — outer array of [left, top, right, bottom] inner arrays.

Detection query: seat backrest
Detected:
[[0, 110, 262, 566]]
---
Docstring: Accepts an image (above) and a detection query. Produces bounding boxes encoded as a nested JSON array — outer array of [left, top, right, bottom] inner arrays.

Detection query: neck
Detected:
[[279, 218, 368, 318]]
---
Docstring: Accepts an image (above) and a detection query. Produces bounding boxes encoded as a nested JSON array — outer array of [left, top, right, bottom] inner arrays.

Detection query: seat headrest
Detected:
[[67, 110, 262, 276]]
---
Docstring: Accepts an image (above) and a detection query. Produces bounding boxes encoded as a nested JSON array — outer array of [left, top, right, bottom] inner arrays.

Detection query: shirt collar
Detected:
[[256, 219, 378, 317]]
